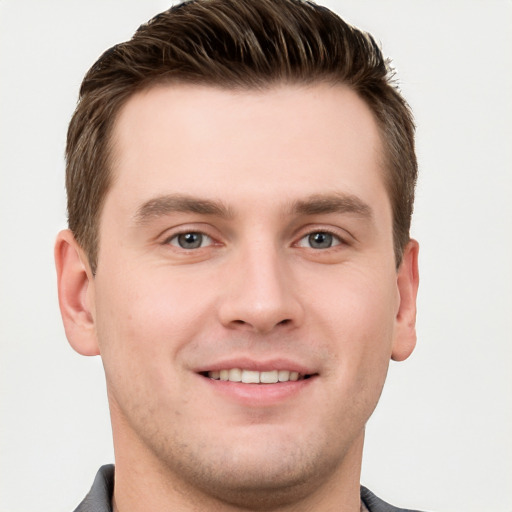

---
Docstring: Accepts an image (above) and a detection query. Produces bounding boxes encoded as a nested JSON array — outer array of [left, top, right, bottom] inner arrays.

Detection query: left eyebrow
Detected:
[[134, 194, 234, 225], [290, 193, 373, 219]]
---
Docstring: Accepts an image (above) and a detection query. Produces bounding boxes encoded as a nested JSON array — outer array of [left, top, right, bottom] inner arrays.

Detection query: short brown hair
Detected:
[[66, 0, 417, 274]]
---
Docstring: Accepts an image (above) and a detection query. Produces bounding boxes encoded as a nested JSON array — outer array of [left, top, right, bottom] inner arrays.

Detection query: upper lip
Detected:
[[194, 357, 317, 376]]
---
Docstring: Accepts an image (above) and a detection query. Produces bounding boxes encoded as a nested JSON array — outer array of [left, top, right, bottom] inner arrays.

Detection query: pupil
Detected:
[[309, 232, 332, 249], [178, 233, 202, 249]]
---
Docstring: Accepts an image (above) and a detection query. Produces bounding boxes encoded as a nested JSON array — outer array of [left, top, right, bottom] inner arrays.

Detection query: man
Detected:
[[55, 0, 421, 510]]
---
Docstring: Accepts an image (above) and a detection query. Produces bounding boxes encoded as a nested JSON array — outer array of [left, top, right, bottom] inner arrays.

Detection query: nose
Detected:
[[217, 242, 304, 334]]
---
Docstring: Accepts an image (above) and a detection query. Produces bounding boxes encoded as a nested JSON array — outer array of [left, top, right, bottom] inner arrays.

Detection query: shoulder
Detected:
[[361, 486, 429, 512], [73, 465, 114, 512]]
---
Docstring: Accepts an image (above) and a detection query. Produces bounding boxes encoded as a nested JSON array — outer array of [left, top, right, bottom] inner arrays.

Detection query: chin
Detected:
[[151, 426, 350, 509], [172, 455, 330, 509]]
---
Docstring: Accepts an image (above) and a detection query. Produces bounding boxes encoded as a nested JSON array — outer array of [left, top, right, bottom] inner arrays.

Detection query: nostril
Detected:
[[278, 319, 291, 326]]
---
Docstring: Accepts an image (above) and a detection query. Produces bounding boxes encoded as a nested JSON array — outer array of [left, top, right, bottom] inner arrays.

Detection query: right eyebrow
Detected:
[[133, 194, 233, 225]]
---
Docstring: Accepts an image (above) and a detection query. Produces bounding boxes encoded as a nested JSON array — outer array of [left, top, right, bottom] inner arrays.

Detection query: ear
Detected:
[[55, 229, 100, 356], [391, 239, 420, 362]]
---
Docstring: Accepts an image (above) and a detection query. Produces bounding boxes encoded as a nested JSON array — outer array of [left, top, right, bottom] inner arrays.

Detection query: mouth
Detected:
[[200, 369, 316, 384], [197, 363, 318, 406]]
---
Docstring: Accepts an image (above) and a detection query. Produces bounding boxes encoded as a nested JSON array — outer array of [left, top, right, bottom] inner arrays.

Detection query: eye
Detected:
[[297, 231, 341, 249], [167, 232, 213, 249]]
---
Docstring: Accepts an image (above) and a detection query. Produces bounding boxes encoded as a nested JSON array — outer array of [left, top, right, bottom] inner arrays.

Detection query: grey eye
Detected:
[[297, 231, 341, 249], [308, 232, 333, 249], [169, 232, 212, 249]]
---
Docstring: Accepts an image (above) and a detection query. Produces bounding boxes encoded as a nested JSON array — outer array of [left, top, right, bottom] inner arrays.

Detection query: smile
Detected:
[[206, 369, 309, 383]]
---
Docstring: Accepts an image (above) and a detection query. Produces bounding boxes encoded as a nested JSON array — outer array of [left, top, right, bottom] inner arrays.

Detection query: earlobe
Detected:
[[391, 239, 420, 362], [55, 229, 100, 356]]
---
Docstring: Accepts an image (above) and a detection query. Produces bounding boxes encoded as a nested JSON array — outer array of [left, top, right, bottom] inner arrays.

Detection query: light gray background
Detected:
[[1, 1, 511, 511]]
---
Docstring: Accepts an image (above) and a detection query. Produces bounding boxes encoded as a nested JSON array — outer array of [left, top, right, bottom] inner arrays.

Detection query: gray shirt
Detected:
[[73, 465, 426, 512]]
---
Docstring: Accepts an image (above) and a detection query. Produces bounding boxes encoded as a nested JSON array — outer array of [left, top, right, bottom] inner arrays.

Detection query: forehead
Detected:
[[107, 83, 386, 215]]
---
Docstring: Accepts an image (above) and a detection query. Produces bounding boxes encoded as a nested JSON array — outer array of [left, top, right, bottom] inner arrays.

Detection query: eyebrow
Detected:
[[134, 194, 233, 224], [134, 192, 373, 225], [290, 193, 373, 218]]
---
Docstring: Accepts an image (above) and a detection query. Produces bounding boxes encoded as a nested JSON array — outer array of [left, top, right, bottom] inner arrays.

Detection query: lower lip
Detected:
[[200, 375, 316, 407]]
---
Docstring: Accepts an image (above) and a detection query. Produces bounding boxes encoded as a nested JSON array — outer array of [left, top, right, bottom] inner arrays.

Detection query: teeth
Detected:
[[260, 370, 278, 383], [207, 368, 305, 383], [242, 370, 260, 383], [229, 368, 242, 382], [278, 370, 290, 382]]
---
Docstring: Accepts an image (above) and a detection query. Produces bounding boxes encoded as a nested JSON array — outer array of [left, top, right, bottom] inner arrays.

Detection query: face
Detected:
[[58, 83, 418, 507]]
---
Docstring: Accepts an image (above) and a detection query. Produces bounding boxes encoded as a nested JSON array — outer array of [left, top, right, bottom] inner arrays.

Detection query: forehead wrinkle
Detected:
[[290, 193, 373, 218], [134, 194, 234, 225]]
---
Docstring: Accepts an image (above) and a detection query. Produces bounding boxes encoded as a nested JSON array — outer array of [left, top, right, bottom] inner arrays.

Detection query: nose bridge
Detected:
[[218, 236, 302, 333]]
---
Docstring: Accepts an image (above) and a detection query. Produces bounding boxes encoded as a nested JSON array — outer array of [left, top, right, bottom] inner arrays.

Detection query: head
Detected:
[[57, 1, 419, 509], [66, 0, 416, 276]]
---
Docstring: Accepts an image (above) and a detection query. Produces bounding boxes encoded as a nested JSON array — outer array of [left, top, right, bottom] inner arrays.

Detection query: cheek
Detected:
[[92, 268, 212, 384], [92, 276, 195, 426], [96, 264, 208, 333], [313, 266, 398, 383], [292, 268, 399, 451]]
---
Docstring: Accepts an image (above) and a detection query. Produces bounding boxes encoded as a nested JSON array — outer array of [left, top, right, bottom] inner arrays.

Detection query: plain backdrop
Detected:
[[1, 1, 511, 511]]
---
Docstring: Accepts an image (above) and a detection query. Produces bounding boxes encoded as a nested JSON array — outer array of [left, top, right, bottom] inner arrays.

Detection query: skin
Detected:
[[56, 83, 419, 512]]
